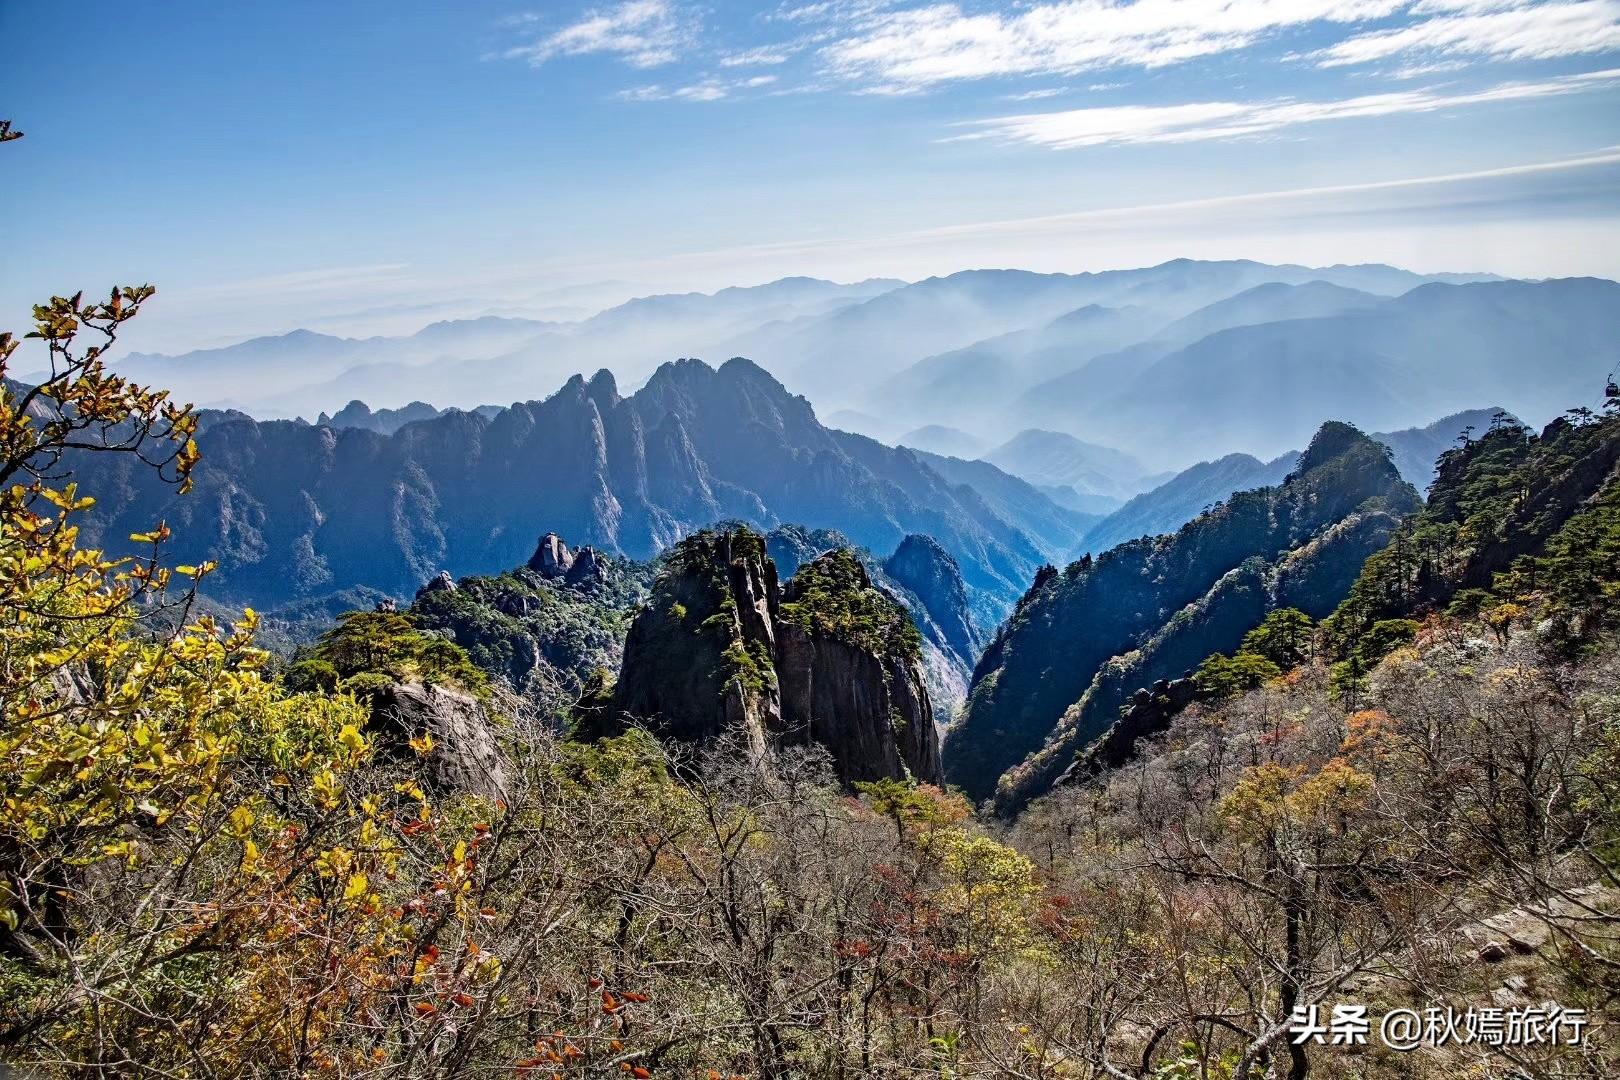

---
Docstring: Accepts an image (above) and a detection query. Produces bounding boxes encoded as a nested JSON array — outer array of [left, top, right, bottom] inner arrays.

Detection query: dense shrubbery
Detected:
[[286, 608, 491, 700], [1323, 407, 1620, 662], [408, 564, 650, 715], [779, 548, 922, 659]]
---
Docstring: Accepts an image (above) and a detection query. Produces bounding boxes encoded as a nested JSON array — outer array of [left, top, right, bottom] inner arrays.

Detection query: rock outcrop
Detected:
[[417, 570, 456, 596], [613, 528, 942, 787], [369, 681, 510, 799], [565, 546, 607, 586], [1056, 677, 1200, 787], [529, 533, 575, 578]]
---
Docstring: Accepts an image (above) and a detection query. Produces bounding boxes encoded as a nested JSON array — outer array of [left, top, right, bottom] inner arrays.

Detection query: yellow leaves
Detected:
[[39, 484, 94, 512], [313, 769, 342, 810], [128, 522, 172, 545], [1220, 759, 1378, 842], [1218, 763, 1303, 842], [229, 805, 255, 838], [344, 872, 370, 903], [338, 723, 368, 757], [924, 829, 1040, 949], [101, 839, 136, 865], [1291, 758, 1375, 820], [241, 838, 261, 871], [407, 730, 435, 756], [316, 847, 353, 880]]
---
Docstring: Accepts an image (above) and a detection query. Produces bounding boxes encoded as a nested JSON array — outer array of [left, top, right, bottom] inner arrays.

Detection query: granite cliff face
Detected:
[[615, 529, 784, 758], [612, 528, 941, 787], [766, 525, 979, 721]]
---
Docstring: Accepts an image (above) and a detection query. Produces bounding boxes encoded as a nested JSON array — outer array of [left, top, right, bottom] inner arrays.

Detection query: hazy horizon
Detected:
[[6, 1, 1620, 355]]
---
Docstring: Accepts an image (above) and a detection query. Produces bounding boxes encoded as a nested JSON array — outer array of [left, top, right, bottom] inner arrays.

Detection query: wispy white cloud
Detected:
[[955, 67, 1620, 148], [505, 0, 691, 69], [816, 1, 1409, 91], [719, 46, 796, 67], [1315, 0, 1620, 67], [1003, 86, 1067, 100], [617, 73, 780, 101], [792, 0, 1620, 91]]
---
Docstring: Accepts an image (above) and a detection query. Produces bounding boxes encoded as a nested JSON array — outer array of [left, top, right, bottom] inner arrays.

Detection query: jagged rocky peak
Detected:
[[611, 527, 941, 787], [528, 532, 575, 578], [585, 368, 619, 408], [882, 534, 981, 662], [614, 528, 782, 759]]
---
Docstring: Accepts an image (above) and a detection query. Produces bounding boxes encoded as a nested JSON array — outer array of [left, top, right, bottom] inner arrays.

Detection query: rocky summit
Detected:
[[610, 527, 941, 787]]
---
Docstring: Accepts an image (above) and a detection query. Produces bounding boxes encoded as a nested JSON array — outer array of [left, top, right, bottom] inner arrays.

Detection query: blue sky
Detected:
[[4, 0, 1620, 351]]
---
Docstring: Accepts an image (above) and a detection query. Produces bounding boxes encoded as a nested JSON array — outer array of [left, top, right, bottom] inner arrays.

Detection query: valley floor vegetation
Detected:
[[3, 263, 1618, 1075]]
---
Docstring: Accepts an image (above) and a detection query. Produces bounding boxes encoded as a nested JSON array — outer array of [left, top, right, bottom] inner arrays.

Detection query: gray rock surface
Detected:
[[370, 681, 510, 799]]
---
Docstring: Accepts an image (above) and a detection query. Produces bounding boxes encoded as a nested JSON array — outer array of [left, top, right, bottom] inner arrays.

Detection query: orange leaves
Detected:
[[1341, 707, 1398, 759], [413, 1001, 437, 1017]]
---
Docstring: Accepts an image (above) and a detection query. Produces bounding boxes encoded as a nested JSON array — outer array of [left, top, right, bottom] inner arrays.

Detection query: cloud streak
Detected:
[[954, 67, 1620, 148], [617, 74, 780, 101], [1316, 0, 1620, 67], [807, 0, 1620, 90], [818, 1, 1408, 90], [505, 0, 690, 69]]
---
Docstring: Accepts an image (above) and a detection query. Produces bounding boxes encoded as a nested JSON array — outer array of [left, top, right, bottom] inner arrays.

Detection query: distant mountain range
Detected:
[[1015, 278, 1619, 465], [980, 429, 1165, 503], [113, 258, 1591, 480], [65, 358, 1085, 632], [316, 399, 503, 435], [119, 277, 903, 418]]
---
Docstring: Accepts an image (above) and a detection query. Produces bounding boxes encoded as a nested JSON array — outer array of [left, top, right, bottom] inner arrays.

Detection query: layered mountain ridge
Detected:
[[65, 358, 1081, 622], [944, 421, 1422, 808]]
